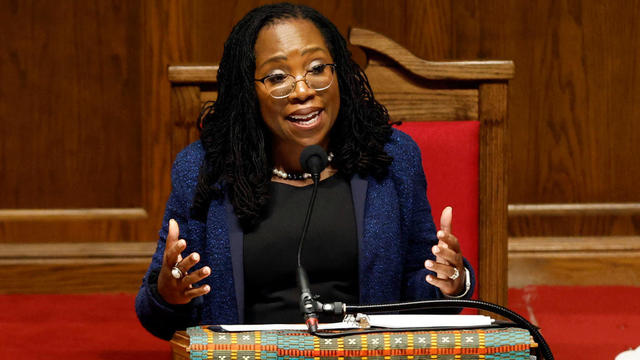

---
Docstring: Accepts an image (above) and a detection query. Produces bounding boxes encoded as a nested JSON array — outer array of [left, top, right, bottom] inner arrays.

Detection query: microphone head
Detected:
[[299, 145, 328, 176]]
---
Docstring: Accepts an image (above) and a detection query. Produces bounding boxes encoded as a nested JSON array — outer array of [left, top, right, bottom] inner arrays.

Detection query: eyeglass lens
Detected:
[[267, 65, 334, 98]]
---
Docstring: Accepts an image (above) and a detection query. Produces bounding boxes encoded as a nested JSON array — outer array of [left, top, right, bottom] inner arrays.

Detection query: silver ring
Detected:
[[449, 267, 460, 280], [171, 266, 183, 279]]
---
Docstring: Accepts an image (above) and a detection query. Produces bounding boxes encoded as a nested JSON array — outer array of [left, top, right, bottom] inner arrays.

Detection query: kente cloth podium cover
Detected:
[[182, 326, 533, 360]]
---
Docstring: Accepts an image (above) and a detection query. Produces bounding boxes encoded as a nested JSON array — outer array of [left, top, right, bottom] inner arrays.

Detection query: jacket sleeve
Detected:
[[135, 147, 203, 340], [393, 131, 476, 307]]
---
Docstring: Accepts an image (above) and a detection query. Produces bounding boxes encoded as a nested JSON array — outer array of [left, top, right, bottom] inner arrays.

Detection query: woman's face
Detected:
[[254, 19, 340, 159]]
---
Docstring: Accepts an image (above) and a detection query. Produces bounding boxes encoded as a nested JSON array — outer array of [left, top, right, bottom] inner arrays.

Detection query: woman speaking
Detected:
[[136, 2, 475, 340]]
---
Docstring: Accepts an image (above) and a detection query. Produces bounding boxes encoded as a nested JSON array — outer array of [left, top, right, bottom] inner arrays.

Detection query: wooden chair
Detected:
[[167, 28, 514, 308]]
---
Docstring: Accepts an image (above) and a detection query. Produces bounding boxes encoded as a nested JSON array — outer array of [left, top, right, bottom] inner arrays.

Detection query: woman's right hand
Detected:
[[157, 219, 211, 304]]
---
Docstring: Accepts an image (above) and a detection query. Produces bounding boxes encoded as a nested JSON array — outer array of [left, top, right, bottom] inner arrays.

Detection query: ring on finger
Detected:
[[171, 264, 184, 279], [449, 267, 460, 280]]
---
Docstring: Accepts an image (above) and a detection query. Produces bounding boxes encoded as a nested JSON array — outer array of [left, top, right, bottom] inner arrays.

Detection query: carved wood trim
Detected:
[[349, 28, 514, 80]]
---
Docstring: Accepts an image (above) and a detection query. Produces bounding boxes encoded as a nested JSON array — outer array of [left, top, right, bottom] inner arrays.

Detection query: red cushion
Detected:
[[394, 121, 479, 280]]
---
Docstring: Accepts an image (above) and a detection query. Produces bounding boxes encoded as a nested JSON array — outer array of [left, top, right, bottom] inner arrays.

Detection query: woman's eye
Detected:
[[265, 73, 288, 85], [309, 64, 327, 74]]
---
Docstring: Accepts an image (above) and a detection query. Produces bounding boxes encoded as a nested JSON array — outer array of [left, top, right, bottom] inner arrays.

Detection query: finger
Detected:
[[432, 244, 449, 280], [425, 273, 455, 293], [433, 247, 462, 268], [165, 238, 186, 266], [436, 231, 461, 253], [163, 219, 184, 264], [182, 266, 211, 287], [167, 219, 180, 246], [430, 244, 450, 279], [439, 206, 453, 234], [425, 258, 451, 280], [432, 244, 451, 264], [178, 252, 202, 274], [425, 260, 459, 279], [184, 284, 211, 301]]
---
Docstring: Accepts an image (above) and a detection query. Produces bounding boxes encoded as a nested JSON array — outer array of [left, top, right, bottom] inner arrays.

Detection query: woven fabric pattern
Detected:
[[187, 327, 532, 360]]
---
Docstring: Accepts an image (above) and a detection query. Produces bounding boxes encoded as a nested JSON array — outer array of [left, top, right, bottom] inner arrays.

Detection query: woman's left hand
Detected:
[[424, 206, 466, 296]]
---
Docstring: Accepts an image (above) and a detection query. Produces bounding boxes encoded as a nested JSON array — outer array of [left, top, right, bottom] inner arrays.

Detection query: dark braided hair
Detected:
[[191, 3, 393, 229]]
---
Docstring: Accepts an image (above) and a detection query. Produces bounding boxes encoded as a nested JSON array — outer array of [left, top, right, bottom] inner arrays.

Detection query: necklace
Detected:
[[272, 152, 334, 180]]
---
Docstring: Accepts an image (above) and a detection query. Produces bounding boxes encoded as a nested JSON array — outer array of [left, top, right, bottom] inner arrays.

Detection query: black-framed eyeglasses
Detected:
[[255, 63, 336, 99]]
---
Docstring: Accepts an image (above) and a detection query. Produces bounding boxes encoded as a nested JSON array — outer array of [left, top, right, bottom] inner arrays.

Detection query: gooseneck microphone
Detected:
[[296, 145, 328, 333]]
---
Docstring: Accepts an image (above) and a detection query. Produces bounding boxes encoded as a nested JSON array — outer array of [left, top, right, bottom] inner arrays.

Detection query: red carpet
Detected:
[[0, 294, 171, 360], [1, 287, 639, 359], [509, 286, 640, 359]]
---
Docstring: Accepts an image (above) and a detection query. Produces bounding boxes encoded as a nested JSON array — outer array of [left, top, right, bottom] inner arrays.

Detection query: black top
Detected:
[[243, 174, 359, 324]]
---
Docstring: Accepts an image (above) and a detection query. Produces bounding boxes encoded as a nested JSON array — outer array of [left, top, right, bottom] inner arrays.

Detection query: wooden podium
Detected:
[[170, 331, 190, 360]]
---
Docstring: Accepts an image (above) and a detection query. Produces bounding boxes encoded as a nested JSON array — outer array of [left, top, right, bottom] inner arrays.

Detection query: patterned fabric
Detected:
[[186, 326, 532, 360]]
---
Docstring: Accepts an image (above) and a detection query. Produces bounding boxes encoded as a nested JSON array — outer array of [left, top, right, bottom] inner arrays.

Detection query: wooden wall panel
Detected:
[[0, 1, 158, 250], [451, 0, 640, 237], [0, 1, 143, 209], [2, 0, 639, 292]]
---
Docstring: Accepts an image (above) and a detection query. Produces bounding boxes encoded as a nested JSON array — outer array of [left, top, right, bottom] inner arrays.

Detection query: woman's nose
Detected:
[[289, 77, 315, 102]]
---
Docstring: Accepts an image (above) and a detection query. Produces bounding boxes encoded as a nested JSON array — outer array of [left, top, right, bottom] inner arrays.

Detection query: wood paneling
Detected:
[[0, 1, 143, 209], [0, 1, 154, 249], [0, 242, 154, 293], [509, 236, 640, 287], [2, 0, 639, 292], [450, 0, 640, 237], [509, 203, 640, 236], [0, 208, 147, 221]]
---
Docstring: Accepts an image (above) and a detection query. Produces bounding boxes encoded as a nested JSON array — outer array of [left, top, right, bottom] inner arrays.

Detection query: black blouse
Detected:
[[243, 174, 359, 324]]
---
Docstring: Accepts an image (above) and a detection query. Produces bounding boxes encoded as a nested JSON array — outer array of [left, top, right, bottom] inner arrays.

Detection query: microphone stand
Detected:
[[296, 145, 329, 333], [296, 175, 320, 333]]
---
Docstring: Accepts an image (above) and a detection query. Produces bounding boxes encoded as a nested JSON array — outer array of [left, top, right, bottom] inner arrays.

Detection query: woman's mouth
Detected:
[[286, 110, 321, 128]]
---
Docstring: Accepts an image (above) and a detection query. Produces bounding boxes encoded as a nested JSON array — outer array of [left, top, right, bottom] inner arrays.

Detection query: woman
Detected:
[[136, 3, 475, 340]]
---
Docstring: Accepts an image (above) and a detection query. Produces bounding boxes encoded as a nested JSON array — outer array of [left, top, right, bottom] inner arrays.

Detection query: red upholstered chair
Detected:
[[396, 121, 480, 283], [349, 28, 513, 308], [167, 28, 513, 307]]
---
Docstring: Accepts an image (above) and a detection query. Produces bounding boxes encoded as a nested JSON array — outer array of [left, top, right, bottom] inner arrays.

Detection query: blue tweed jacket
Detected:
[[136, 129, 475, 340]]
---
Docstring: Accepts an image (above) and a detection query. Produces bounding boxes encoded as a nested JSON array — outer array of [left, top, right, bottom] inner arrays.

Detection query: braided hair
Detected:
[[191, 2, 393, 229]]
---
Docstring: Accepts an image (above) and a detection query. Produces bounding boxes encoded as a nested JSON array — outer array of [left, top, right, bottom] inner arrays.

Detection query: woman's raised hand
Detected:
[[424, 206, 466, 296], [157, 219, 211, 304]]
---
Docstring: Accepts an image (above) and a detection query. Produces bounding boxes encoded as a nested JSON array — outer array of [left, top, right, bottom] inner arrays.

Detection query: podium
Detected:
[[170, 331, 190, 360], [170, 326, 534, 360]]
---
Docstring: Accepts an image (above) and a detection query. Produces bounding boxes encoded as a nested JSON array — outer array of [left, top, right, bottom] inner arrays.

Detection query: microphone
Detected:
[[296, 145, 328, 333], [300, 145, 328, 182]]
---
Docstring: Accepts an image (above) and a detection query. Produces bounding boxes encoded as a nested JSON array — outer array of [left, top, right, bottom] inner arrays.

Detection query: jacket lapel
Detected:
[[225, 197, 245, 324], [350, 174, 368, 243]]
